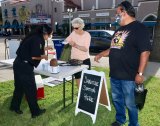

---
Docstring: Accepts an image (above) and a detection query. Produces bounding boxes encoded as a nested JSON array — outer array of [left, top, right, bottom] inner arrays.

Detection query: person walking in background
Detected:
[[94, 1, 151, 126], [65, 17, 91, 88], [10, 25, 53, 118]]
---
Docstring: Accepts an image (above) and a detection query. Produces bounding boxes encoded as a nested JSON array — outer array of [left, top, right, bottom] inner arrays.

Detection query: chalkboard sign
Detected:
[[78, 73, 101, 114], [75, 70, 111, 124]]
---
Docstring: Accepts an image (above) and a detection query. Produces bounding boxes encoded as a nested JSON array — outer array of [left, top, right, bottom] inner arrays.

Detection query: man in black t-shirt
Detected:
[[94, 1, 151, 126]]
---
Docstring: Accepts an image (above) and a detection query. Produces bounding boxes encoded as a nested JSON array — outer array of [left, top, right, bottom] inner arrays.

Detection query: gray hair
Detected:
[[71, 18, 85, 29]]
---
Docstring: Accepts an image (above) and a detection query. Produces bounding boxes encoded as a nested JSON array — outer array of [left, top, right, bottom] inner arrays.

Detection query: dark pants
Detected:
[[10, 58, 40, 115]]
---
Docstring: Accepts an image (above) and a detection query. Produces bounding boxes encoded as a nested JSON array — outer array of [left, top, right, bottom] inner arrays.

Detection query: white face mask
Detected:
[[115, 14, 122, 24], [48, 35, 53, 41], [115, 15, 121, 23]]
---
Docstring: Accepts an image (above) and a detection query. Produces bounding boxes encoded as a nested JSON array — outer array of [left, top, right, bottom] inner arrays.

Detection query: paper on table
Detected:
[[43, 76, 72, 87]]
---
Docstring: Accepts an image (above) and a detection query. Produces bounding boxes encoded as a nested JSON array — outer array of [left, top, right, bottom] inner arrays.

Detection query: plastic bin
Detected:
[[53, 38, 65, 59]]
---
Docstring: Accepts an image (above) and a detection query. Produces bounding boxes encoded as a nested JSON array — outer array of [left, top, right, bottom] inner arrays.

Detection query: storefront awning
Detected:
[[18, 25, 24, 29], [142, 21, 156, 27], [10, 25, 19, 29], [2, 25, 10, 28], [91, 22, 110, 27], [0, 24, 25, 29]]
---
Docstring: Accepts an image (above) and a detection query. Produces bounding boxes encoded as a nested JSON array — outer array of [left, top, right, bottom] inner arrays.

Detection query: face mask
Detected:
[[48, 35, 53, 41], [115, 14, 122, 24]]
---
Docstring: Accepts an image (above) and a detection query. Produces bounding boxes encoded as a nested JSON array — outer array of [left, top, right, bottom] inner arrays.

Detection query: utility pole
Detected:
[[67, 8, 73, 34], [51, 0, 54, 29]]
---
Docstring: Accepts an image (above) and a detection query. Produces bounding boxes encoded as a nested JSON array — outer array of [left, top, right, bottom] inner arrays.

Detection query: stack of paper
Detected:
[[43, 76, 72, 87]]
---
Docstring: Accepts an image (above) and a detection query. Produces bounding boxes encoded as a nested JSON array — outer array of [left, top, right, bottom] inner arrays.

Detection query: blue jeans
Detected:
[[110, 78, 139, 126]]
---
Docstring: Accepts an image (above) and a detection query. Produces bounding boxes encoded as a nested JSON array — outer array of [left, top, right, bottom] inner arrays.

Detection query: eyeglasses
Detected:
[[73, 27, 79, 30]]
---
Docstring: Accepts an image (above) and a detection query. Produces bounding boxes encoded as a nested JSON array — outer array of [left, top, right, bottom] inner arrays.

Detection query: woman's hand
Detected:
[[69, 41, 78, 48], [41, 55, 48, 60], [69, 41, 76, 47], [69, 40, 88, 52], [44, 46, 53, 50]]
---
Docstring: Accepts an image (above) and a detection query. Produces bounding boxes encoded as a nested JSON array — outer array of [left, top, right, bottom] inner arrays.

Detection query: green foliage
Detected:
[[0, 68, 159, 126]]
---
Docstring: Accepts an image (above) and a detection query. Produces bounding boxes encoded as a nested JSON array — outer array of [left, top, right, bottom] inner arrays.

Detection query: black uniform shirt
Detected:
[[109, 21, 151, 80], [16, 34, 45, 67]]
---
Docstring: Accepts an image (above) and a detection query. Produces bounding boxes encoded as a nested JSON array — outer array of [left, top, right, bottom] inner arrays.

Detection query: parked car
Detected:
[[0, 31, 3, 36], [3, 31, 11, 36], [0, 31, 11, 37], [87, 30, 114, 53]]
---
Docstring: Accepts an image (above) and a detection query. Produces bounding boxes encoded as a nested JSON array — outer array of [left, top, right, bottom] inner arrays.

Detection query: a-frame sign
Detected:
[[75, 70, 111, 124]]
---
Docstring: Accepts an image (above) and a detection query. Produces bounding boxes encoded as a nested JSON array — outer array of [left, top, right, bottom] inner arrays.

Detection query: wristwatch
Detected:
[[137, 72, 143, 76]]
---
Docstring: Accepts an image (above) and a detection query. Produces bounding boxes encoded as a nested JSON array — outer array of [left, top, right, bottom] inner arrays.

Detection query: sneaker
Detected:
[[111, 121, 121, 126], [9, 107, 23, 114], [32, 109, 46, 118]]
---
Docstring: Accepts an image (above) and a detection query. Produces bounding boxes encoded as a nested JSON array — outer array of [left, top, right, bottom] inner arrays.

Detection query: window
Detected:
[[12, 8, 16, 16], [83, 19, 91, 23], [55, 8, 57, 12], [4, 9, 8, 17], [96, 18, 107, 23], [89, 32, 99, 37], [99, 32, 111, 38]]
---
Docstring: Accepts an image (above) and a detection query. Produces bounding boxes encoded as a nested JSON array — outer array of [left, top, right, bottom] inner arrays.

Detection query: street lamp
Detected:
[[55, 21, 57, 33], [67, 8, 73, 34], [51, 0, 54, 29]]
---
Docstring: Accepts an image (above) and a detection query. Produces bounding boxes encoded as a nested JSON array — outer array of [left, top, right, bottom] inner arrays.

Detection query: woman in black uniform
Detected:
[[10, 25, 53, 118]]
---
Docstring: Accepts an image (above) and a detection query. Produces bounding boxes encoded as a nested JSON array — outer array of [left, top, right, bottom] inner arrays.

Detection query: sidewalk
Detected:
[[0, 38, 160, 82], [0, 39, 14, 82]]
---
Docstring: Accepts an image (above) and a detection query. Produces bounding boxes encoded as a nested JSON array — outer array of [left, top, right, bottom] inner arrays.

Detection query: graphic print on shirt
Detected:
[[111, 31, 130, 49]]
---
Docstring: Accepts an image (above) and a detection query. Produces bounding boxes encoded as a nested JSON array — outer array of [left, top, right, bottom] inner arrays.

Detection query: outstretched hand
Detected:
[[41, 55, 48, 60], [94, 54, 103, 63]]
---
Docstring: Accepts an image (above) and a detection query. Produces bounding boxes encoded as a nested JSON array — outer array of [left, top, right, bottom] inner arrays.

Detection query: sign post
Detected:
[[75, 70, 111, 124]]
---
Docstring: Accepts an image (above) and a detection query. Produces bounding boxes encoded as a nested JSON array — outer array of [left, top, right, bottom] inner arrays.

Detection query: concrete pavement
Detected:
[[0, 38, 160, 82], [0, 39, 14, 82]]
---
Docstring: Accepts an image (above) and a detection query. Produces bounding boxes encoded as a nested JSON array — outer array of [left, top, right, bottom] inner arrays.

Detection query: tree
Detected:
[[150, 1, 160, 61]]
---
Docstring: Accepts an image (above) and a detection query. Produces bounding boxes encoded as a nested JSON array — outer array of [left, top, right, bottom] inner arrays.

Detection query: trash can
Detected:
[[53, 38, 65, 59]]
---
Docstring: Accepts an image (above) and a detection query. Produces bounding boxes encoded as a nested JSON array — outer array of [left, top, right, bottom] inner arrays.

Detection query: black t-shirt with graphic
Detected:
[[16, 34, 45, 67], [109, 21, 151, 81]]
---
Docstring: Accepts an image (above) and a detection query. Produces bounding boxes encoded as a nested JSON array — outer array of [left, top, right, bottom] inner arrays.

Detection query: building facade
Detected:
[[1, 0, 64, 34], [1, 0, 159, 36], [62, 0, 158, 32]]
